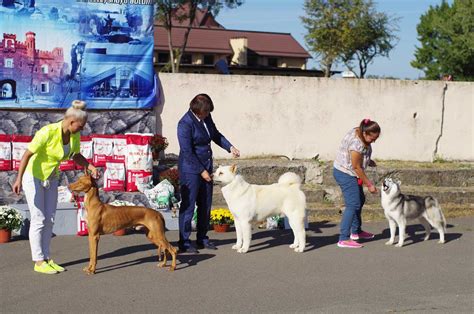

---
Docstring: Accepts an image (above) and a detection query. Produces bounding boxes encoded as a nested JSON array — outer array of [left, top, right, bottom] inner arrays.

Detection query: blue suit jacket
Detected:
[[178, 110, 232, 174]]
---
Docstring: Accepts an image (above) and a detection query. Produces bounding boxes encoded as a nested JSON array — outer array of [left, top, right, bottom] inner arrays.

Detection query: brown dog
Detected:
[[68, 174, 177, 274]]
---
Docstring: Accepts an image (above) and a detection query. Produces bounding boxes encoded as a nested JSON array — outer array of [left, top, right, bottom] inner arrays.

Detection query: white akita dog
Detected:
[[213, 165, 307, 253]]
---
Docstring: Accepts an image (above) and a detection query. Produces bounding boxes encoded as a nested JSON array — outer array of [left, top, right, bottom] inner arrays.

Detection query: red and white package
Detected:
[[0, 134, 12, 171], [74, 195, 88, 236], [59, 159, 75, 171], [103, 161, 126, 191], [112, 135, 127, 163], [126, 170, 152, 192], [125, 133, 153, 191], [75, 136, 93, 170], [12, 135, 32, 171], [92, 134, 113, 167]]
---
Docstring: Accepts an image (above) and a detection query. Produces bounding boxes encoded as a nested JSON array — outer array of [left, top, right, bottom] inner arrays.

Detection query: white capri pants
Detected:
[[22, 173, 58, 262]]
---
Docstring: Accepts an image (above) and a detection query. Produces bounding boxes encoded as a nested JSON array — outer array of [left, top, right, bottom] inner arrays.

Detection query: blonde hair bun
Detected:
[[71, 100, 86, 110]]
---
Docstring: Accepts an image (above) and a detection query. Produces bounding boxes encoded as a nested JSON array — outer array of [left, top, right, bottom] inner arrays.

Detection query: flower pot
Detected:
[[0, 229, 12, 243], [113, 229, 127, 236], [213, 224, 230, 233]]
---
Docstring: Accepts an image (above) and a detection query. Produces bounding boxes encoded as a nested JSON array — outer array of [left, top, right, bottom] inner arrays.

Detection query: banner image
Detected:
[[0, 0, 156, 109]]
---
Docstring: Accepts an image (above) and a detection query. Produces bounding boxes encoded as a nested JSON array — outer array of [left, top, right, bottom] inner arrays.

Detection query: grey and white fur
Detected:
[[381, 177, 446, 247]]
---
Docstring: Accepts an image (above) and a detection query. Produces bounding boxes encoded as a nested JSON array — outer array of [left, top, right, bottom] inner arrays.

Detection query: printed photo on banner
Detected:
[[0, 0, 157, 109]]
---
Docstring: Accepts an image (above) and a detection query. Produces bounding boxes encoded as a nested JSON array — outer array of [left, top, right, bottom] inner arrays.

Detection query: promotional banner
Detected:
[[0, 0, 156, 109]]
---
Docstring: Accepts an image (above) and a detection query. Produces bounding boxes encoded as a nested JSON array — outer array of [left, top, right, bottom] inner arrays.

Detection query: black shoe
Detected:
[[196, 241, 217, 250], [178, 245, 199, 253]]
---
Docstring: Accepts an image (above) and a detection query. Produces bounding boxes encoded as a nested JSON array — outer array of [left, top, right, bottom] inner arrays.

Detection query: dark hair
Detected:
[[190, 93, 214, 115], [359, 118, 381, 134]]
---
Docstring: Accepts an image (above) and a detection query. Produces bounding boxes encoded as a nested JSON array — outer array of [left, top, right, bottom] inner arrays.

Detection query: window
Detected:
[[268, 58, 278, 67], [203, 54, 214, 65], [41, 64, 49, 74], [157, 53, 169, 64], [247, 55, 258, 67], [4, 58, 13, 68], [40, 82, 49, 93], [181, 54, 192, 64]]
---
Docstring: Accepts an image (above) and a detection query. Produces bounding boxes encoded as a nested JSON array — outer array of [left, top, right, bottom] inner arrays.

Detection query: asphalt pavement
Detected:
[[1, 217, 473, 313]]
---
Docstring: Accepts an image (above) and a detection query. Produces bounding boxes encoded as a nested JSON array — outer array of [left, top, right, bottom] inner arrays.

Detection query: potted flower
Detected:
[[159, 168, 179, 192], [0, 205, 23, 243], [150, 134, 169, 161], [210, 208, 234, 232]]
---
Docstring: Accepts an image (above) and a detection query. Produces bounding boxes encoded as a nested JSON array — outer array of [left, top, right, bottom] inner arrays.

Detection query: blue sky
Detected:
[[217, 0, 451, 79]]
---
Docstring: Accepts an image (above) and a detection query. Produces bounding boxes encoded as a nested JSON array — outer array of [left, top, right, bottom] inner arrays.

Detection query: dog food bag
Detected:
[[59, 158, 75, 171], [57, 186, 73, 203], [104, 161, 126, 191], [126, 170, 152, 192], [12, 135, 32, 171], [125, 133, 153, 192], [75, 136, 93, 170], [140, 179, 175, 211], [92, 134, 114, 167], [0, 134, 12, 171], [112, 135, 127, 163]]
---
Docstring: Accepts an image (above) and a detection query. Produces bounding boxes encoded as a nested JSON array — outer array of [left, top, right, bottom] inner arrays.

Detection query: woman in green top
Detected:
[[13, 100, 99, 275]]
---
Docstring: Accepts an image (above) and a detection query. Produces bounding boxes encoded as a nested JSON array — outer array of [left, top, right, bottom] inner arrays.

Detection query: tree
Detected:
[[302, 0, 358, 77], [155, 0, 243, 73], [301, 0, 398, 78], [342, 0, 398, 78], [411, 0, 474, 81]]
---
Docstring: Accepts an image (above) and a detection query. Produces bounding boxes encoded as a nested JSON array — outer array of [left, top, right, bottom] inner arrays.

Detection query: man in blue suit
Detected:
[[177, 94, 240, 253]]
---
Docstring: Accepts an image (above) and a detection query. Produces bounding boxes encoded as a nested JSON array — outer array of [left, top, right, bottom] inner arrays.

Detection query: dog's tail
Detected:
[[278, 172, 302, 187], [426, 197, 447, 232]]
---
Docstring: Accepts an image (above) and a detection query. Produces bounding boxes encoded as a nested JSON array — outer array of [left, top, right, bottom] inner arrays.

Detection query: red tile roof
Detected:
[[154, 26, 311, 59]]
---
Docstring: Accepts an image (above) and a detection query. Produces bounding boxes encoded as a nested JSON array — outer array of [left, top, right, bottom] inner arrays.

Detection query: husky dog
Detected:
[[381, 177, 446, 247], [213, 165, 306, 253]]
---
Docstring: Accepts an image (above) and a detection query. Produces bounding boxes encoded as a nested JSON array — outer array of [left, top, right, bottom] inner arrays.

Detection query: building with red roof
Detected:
[[154, 7, 322, 76]]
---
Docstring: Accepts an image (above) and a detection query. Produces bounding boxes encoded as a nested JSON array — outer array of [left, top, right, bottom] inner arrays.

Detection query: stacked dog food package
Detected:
[[0, 133, 156, 193]]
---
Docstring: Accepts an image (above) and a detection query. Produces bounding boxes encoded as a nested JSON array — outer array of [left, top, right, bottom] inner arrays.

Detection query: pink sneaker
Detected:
[[350, 231, 375, 240], [337, 240, 363, 248]]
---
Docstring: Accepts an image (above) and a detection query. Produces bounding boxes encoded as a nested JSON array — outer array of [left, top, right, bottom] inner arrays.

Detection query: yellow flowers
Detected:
[[210, 208, 234, 225]]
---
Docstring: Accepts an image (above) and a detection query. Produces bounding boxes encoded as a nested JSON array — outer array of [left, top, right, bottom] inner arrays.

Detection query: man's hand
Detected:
[[201, 170, 212, 182], [88, 164, 100, 179], [368, 185, 378, 194]]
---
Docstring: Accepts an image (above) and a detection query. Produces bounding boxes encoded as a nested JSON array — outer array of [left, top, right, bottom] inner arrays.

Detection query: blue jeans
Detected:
[[333, 168, 365, 241]]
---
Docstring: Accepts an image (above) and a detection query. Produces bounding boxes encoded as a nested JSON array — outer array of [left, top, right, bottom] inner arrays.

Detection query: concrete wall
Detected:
[[155, 73, 473, 161]]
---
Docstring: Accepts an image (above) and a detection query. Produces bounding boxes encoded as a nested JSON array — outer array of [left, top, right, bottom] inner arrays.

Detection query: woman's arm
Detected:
[[73, 153, 99, 178], [350, 151, 377, 194], [12, 150, 34, 195]]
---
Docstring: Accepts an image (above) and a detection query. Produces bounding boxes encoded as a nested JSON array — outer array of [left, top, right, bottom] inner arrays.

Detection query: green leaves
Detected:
[[411, 0, 474, 81], [301, 0, 398, 77]]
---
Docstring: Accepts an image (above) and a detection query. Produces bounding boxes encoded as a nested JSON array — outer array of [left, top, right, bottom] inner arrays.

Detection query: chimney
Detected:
[[230, 37, 248, 66]]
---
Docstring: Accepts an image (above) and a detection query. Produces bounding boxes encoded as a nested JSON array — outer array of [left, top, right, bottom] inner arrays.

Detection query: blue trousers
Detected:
[[333, 168, 365, 241], [178, 172, 213, 248]]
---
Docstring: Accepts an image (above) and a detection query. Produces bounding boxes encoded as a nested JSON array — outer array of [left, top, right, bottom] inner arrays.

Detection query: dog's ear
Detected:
[[395, 179, 401, 185], [230, 164, 237, 174]]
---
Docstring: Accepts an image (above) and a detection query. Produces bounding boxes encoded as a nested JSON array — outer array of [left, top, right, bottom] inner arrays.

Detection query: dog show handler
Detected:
[[177, 93, 240, 253], [333, 119, 381, 248], [12, 100, 99, 274]]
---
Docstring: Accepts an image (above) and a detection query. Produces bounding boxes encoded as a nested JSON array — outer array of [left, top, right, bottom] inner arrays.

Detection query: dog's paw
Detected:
[[157, 262, 165, 268], [237, 247, 248, 253], [83, 266, 95, 275], [232, 244, 241, 250], [294, 247, 304, 253], [385, 240, 394, 245], [289, 243, 298, 249], [438, 239, 445, 244], [395, 243, 404, 247]]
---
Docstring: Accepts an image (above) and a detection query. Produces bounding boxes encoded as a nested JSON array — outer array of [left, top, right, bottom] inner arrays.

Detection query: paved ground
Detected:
[[1, 217, 473, 313]]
